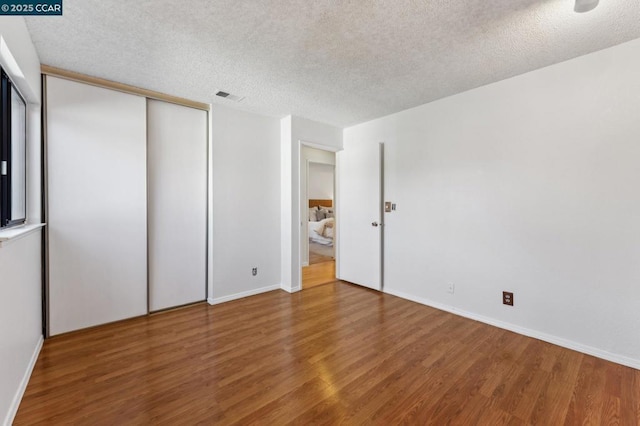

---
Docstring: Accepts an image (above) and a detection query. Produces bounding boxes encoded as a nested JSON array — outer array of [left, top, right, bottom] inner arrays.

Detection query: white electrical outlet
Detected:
[[447, 283, 455, 294]]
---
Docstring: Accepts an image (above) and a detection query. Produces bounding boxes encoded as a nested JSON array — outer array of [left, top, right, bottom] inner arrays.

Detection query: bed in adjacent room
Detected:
[[308, 199, 334, 261]]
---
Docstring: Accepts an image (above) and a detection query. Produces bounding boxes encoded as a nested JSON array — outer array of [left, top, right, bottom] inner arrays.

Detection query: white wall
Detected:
[[344, 37, 640, 368], [0, 233, 42, 425], [308, 163, 334, 199], [281, 116, 342, 291], [0, 17, 42, 426], [280, 116, 293, 293], [300, 147, 335, 265], [209, 105, 282, 303]]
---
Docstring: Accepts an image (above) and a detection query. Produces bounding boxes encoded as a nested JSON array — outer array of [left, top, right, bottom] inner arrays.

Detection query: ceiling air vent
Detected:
[[215, 90, 244, 102]]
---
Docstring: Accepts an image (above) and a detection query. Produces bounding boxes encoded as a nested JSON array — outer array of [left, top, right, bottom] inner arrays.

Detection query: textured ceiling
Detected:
[[25, 0, 640, 127]]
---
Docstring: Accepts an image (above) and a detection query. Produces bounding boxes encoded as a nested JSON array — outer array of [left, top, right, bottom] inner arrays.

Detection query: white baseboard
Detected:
[[280, 284, 301, 293], [384, 287, 640, 371], [4, 335, 43, 426], [207, 284, 281, 305]]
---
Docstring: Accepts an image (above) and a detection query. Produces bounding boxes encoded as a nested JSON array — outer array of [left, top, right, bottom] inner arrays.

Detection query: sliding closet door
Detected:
[[147, 100, 207, 311], [47, 77, 148, 336]]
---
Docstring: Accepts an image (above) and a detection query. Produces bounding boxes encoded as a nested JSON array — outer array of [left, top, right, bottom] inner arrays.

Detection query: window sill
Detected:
[[0, 223, 45, 248]]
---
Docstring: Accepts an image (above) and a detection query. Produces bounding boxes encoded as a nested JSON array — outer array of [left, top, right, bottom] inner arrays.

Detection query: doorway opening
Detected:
[[301, 147, 336, 289]]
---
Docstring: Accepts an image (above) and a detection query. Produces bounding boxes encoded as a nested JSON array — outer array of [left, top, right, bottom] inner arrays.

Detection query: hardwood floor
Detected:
[[302, 260, 336, 289], [15, 282, 640, 424], [309, 250, 333, 265]]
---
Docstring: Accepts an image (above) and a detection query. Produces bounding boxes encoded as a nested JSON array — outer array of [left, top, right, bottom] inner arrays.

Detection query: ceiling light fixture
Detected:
[[574, 0, 599, 13]]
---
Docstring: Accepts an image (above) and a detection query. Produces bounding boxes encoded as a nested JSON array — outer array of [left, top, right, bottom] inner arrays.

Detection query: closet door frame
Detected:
[[42, 66, 211, 337]]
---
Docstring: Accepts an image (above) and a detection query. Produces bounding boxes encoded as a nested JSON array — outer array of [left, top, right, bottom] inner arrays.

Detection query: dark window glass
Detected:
[[0, 69, 27, 228]]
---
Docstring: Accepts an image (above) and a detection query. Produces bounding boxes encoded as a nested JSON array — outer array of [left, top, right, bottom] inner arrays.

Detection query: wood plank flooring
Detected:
[[309, 250, 334, 264], [302, 260, 336, 289], [15, 282, 640, 424]]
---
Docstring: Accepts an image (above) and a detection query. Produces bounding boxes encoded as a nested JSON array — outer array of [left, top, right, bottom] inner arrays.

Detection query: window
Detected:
[[0, 68, 27, 228]]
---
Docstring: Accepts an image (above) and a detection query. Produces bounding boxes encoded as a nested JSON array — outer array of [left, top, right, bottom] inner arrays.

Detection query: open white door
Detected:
[[337, 141, 383, 291]]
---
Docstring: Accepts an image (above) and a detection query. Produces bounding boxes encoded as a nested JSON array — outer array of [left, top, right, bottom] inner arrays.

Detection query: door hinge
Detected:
[[0, 161, 7, 176]]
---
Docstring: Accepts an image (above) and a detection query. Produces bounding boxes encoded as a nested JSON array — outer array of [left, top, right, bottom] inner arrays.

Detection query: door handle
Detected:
[[371, 222, 379, 227]]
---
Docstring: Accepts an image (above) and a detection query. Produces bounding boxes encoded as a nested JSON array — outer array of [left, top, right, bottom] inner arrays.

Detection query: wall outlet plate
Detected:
[[447, 283, 455, 294], [503, 291, 514, 306]]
